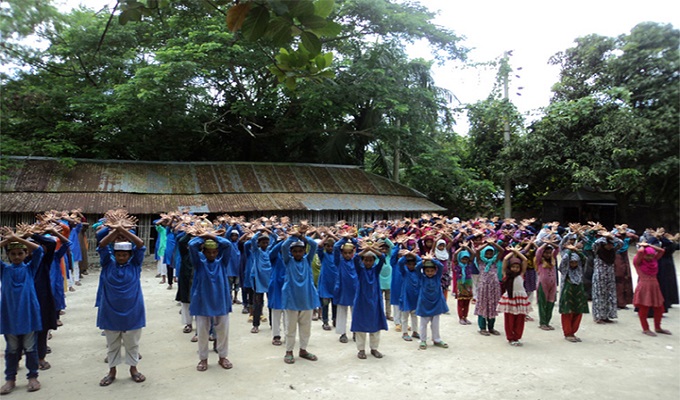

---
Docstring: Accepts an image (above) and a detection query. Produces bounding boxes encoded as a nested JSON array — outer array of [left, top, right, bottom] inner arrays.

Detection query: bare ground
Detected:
[[9, 253, 680, 400]]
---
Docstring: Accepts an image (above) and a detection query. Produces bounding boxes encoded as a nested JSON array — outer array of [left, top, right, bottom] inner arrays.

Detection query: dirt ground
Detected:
[[9, 252, 680, 400]]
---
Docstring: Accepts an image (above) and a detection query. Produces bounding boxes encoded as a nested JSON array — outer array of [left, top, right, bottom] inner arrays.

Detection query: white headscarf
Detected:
[[434, 239, 449, 261]]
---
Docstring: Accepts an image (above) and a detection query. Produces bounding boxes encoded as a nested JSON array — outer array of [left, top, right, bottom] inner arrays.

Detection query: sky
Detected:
[[52, 0, 680, 133], [411, 0, 680, 131]]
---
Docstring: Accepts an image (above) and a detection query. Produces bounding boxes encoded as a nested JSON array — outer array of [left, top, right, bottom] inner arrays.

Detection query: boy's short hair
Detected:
[[290, 240, 305, 249], [423, 260, 436, 268]]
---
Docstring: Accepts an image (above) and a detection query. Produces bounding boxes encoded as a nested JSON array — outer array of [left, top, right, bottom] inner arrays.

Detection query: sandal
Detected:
[[27, 378, 41, 392], [489, 329, 501, 336], [643, 330, 657, 337], [433, 341, 449, 349], [565, 336, 579, 343], [322, 323, 331, 331], [39, 360, 51, 370], [284, 353, 295, 364], [357, 350, 367, 359], [479, 330, 490, 336], [402, 334, 412, 342], [183, 325, 192, 334], [130, 372, 146, 383], [0, 381, 15, 395], [370, 349, 383, 358], [251, 326, 259, 334], [339, 334, 348, 343], [655, 329, 672, 335], [191, 334, 198, 343], [196, 360, 208, 372], [419, 341, 427, 350], [298, 351, 318, 361], [99, 375, 116, 387], [411, 332, 420, 339], [218, 358, 233, 369], [272, 336, 282, 346]]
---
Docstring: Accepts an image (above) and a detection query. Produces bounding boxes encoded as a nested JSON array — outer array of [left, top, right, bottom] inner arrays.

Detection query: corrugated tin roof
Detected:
[[0, 157, 445, 214], [0, 193, 444, 214]]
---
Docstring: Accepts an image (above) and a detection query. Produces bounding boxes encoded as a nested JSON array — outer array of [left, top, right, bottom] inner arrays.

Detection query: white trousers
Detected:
[[355, 331, 380, 351], [196, 315, 229, 360], [392, 305, 402, 325], [180, 302, 193, 325], [401, 310, 418, 333], [157, 256, 166, 275], [285, 310, 312, 352], [335, 305, 352, 335], [419, 315, 441, 343], [271, 309, 287, 338], [68, 261, 80, 286], [105, 329, 142, 368], [472, 274, 480, 300]]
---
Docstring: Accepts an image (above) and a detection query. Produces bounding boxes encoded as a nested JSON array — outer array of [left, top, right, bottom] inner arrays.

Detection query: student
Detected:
[[434, 239, 453, 302], [333, 235, 359, 343], [453, 245, 475, 325], [188, 233, 233, 372], [592, 233, 623, 323], [352, 246, 388, 359], [633, 244, 671, 336], [0, 230, 44, 394], [96, 223, 147, 386], [558, 248, 589, 342], [267, 230, 287, 346], [316, 232, 339, 331], [474, 241, 504, 336], [378, 239, 395, 321], [521, 240, 537, 322], [389, 239, 404, 331], [398, 251, 421, 341], [174, 229, 196, 340], [535, 242, 559, 330], [497, 249, 531, 346], [248, 229, 280, 334], [415, 257, 449, 350], [280, 229, 320, 364], [30, 226, 70, 371]]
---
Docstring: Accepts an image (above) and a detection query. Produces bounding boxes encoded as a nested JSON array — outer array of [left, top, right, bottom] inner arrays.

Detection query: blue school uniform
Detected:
[[415, 260, 449, 317], [280, 237, 321, 310], [50, 240, 71, 311], [389, 246, 402, 306], [248, 232, 278, 293], [267, 240, 286, 310], [0, 247, 44, 335], [96, 244, 146, 331], [189, 236, 233, 316], [351, 255, 389, 333], [399, 255, 422, 312], [333, 237, 359, 306], [225, 225, 243, 278], [316, 247, 337, 299], [29, 234, 58, 331]]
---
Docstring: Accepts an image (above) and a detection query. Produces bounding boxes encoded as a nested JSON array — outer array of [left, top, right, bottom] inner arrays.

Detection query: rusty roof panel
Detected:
[[273, 165, 303, 193], [1, 192, 445, 214], [1, 157, 435, 200]]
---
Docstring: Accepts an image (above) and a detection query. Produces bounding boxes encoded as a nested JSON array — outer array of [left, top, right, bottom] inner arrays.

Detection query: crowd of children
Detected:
[[1, 210, 679, 394]]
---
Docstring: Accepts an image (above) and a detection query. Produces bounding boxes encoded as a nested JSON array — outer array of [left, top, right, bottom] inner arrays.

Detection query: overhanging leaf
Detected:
[[300, 31, 321, 55], [226, 2, 251, 32]]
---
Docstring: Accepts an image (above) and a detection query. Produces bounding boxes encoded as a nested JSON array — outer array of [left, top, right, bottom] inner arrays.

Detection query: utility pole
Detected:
[[502, 51, 512, 219]]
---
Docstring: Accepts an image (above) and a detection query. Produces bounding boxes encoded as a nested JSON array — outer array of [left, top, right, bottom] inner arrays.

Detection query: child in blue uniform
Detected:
[[0, 231, 44, 394], [316, 231, 339, 331], [248, 229, 281, 334], [399, 251, 421, 341], [352, 246, 388, 359], [281, 228, 320, 364], [416, 258, 450, 350], [334, 235, 359, 343], [188, 233, 233, 372], [96, 222, 147, 386]]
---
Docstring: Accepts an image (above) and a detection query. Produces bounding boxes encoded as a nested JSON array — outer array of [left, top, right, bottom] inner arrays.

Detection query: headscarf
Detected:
[[638, 246, 659, 276], [457, 250, 471, 281], [479, 245, 499, 273], [560, 251, 584, 285], [434, 239, 449, 261]]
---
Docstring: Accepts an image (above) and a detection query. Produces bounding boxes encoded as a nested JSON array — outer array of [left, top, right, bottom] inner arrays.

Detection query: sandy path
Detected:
[[11, 255, 680, 400]]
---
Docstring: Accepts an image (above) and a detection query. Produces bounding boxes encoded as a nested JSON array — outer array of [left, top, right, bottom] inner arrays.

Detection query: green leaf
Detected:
[[314, 0, 335, 18], [267, 16, 292, 46], [285, 77, 297, 90], [309, 21, 341, 37], [300, 31, 321, 55], [118, 8, 142, 25], [243, 5, 270, 41], [298, 15, 327, 29], [290, 0, 315, 18]]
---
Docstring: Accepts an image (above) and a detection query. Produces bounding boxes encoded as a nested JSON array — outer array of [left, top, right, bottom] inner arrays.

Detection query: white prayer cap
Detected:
[[113, 242, 133, 251]]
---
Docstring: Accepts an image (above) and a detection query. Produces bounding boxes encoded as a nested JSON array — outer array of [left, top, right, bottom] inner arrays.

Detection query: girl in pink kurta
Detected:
[[633, 244, 671, 336], [535, 243, 558, 330]]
